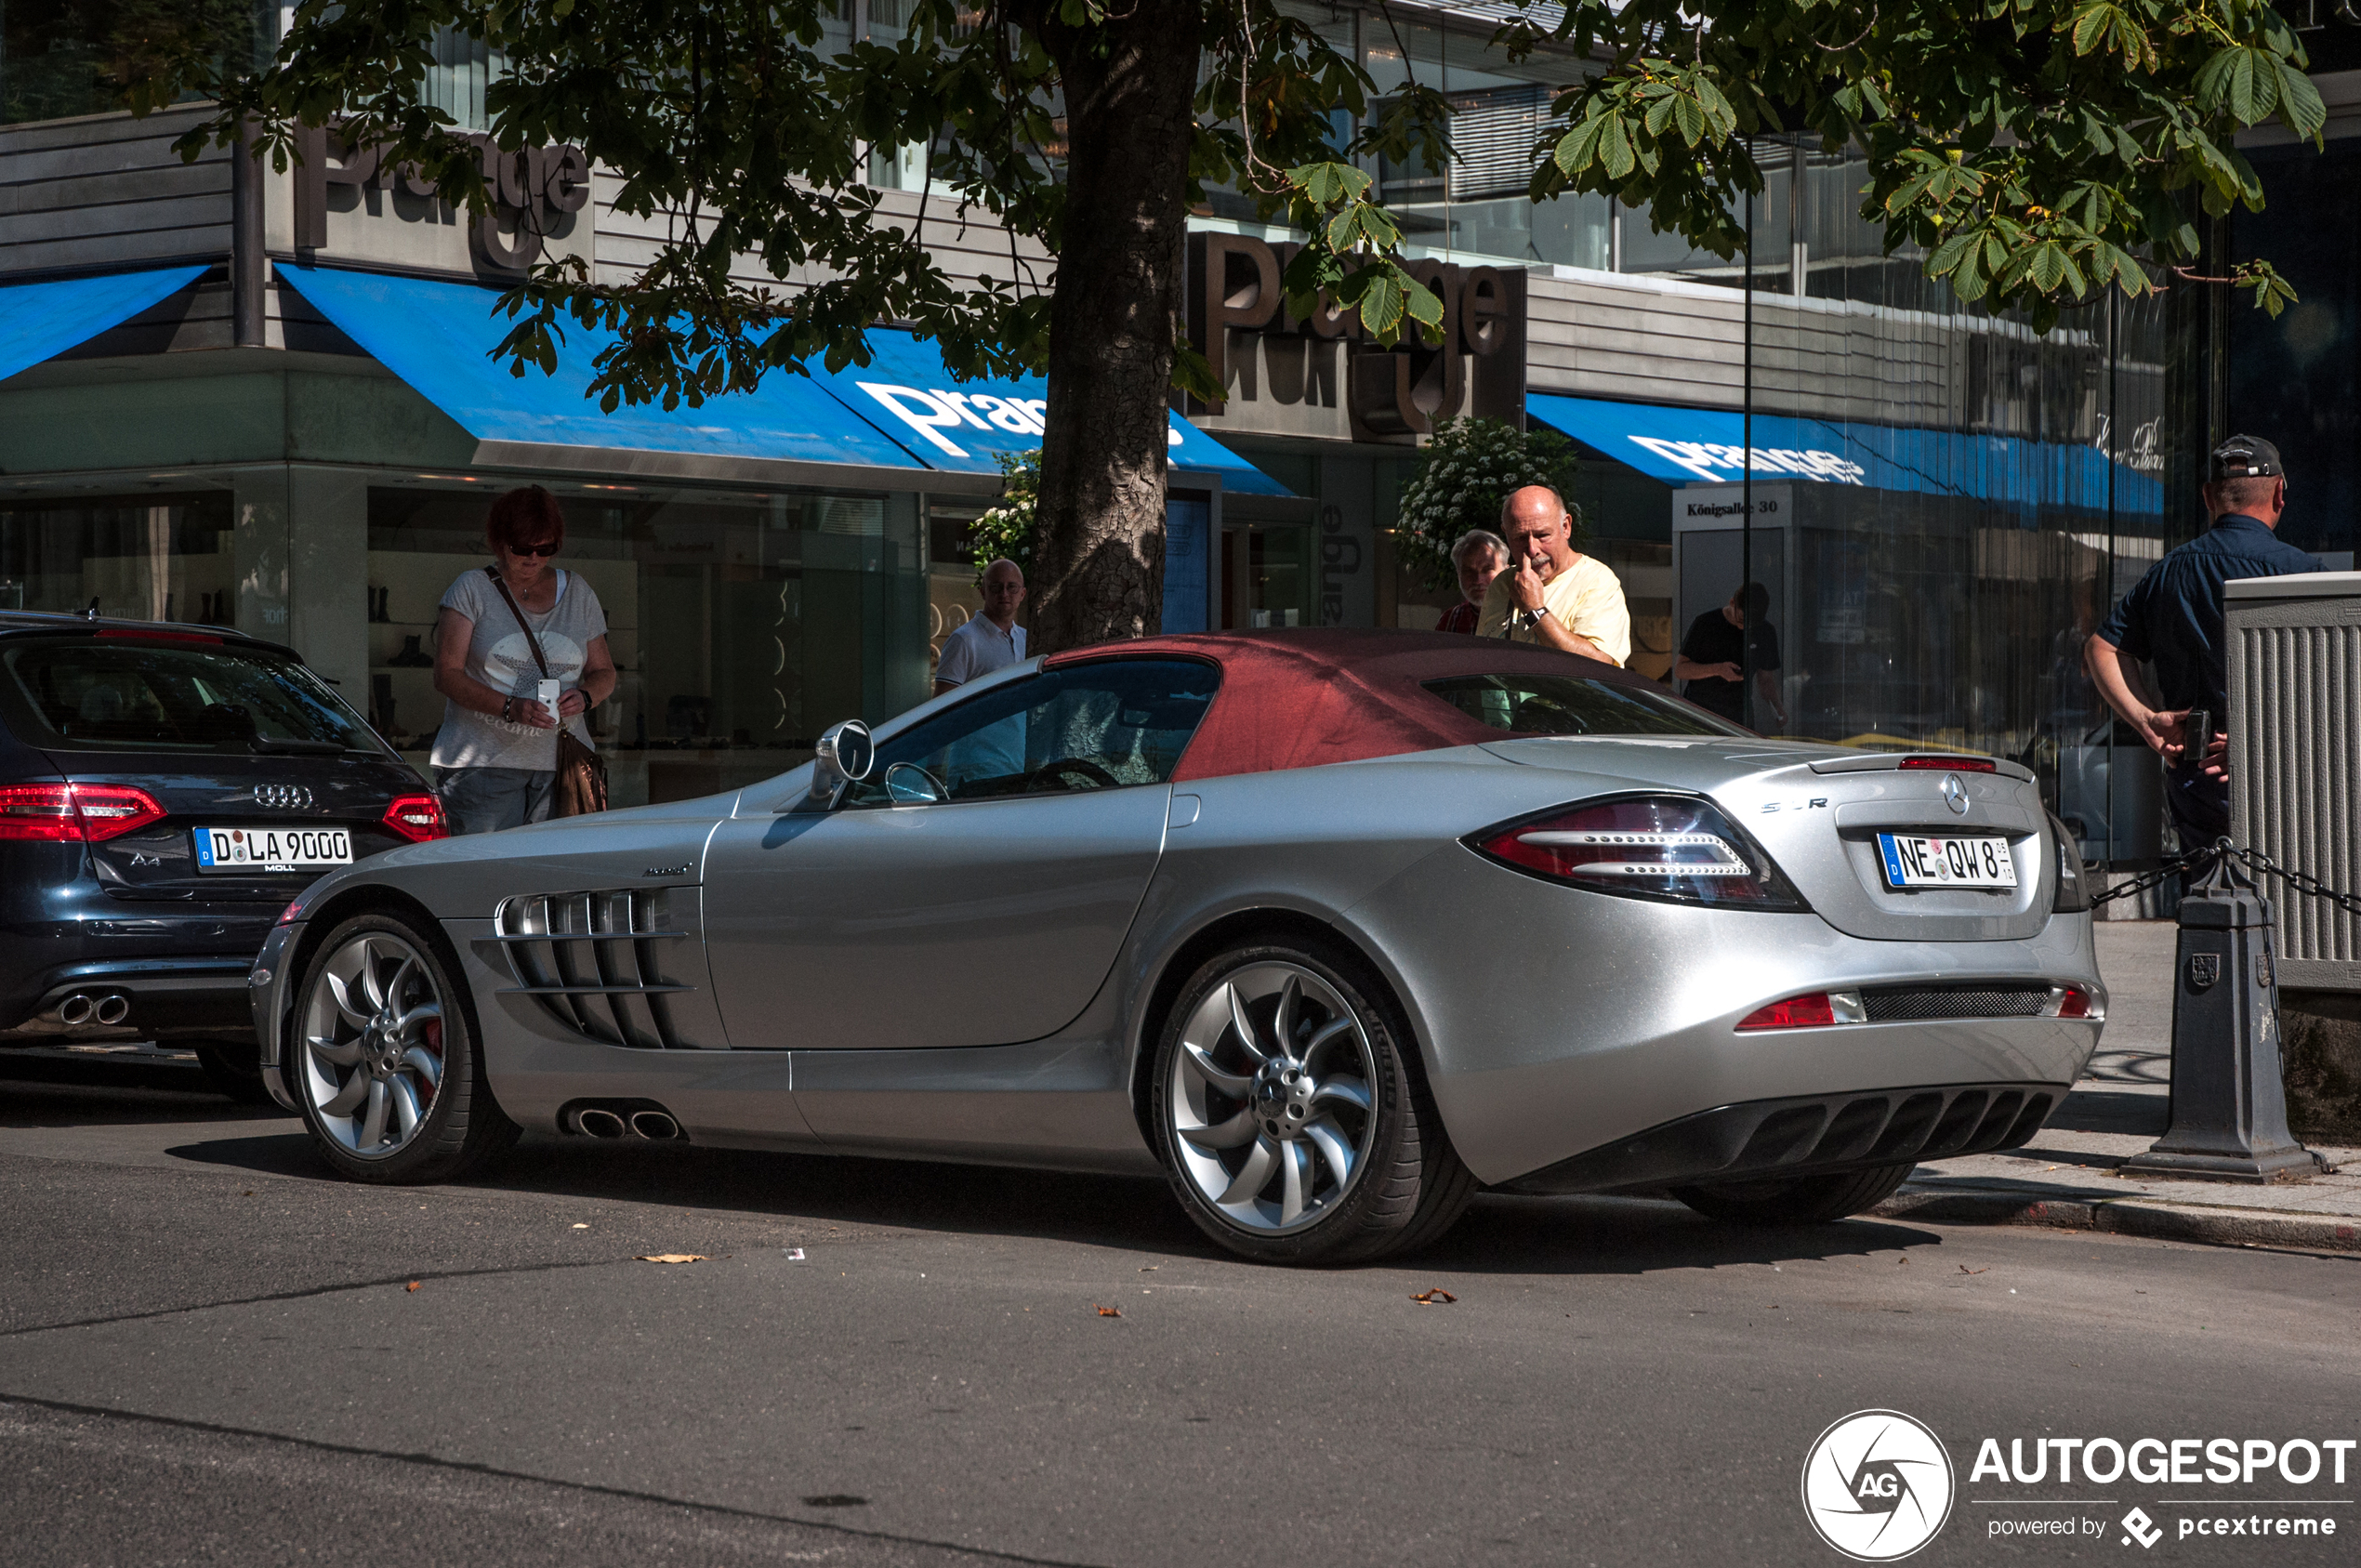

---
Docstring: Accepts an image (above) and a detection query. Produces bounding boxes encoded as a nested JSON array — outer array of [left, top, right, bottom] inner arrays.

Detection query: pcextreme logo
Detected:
[[1802, 1409, 1958, 1561]]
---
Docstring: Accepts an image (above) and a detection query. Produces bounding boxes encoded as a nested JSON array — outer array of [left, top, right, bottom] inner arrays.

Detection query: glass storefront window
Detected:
[[364, 479, 927, 807], [1220, 523, 1315, 629], [0, 492, 234, 623]]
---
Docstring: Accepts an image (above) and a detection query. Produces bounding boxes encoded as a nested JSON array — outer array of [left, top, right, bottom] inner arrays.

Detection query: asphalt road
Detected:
[[4, 1064, 2358, 1567]]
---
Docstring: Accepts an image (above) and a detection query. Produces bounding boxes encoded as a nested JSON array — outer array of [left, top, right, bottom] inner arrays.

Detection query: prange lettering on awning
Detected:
[[1528, 392, 2164, 514], [0, 266, 207, 385], [276, 263, 934, 471], [816, 329, 1294, 494]]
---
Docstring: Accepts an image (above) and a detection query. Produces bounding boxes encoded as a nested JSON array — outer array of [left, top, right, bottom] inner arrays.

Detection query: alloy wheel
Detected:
[[1167, 961, 1380, 1234], [298, 932, 445, 1159]]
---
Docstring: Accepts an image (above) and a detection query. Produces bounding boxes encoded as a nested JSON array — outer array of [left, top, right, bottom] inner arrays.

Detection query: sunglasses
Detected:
[[507, 541, 561, 558]]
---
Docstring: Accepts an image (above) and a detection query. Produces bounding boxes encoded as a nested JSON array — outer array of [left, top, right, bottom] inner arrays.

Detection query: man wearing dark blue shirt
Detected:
[[2086, 435, 2324, 846]]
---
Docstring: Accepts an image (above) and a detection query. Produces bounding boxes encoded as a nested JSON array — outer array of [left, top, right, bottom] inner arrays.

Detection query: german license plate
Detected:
[[192, 826, 352, 873], [1877, 833, 2017, 890]]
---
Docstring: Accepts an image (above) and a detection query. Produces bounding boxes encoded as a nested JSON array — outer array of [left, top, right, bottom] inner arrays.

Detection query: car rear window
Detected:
[[1423, 673, 1745, 738], [0, 637, 380, 756]]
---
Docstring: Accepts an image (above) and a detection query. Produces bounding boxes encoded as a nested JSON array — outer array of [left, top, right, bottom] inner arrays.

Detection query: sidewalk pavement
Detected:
[[1869, 920, 2361, 1251]]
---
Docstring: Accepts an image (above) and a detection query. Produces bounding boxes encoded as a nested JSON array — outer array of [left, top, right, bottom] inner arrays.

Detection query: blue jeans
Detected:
[[435, 767, 556, 836]]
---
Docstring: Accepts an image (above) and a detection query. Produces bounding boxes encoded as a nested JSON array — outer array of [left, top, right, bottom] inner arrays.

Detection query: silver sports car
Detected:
[[249, 630, 2104, 1263]]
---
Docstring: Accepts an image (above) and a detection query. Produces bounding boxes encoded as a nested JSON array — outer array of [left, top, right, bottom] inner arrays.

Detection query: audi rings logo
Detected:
[[1802, 1410, 1956, 1561], [252, 784, 313, 810]]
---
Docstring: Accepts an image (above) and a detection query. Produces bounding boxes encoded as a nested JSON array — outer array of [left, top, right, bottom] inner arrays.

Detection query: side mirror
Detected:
[[800, 718, 874, 810]]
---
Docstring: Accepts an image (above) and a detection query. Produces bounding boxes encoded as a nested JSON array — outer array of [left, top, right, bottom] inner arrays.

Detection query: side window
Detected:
[[847, 659, 1220, 806]]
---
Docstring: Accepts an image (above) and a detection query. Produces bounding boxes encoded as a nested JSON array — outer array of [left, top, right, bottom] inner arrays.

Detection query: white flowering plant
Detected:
[[968, 449, 1039, 586], [1394, 417, 1583, 592]]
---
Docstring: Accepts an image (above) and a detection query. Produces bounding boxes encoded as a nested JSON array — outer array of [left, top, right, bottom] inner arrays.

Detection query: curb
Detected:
[[1871, 1182, 2361, 1254]]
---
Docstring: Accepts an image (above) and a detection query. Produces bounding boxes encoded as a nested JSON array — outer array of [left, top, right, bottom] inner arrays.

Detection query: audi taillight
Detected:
[[1469, 795, 1805, 909], [382, 794, 448, 842], [0, 783, 166, 842]]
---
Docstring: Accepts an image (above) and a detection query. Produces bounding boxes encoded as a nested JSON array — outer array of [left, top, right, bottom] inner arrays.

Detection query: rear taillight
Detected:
[[1737, 990, 1867, 1030], [2047, 810, 2091, 914], [0, 783, 166, 842], [1898, 756, 1998, 772], [2052, 987, 2094, 1020], [1470, 795, 1805, 909], [383, 794, 448, 842]]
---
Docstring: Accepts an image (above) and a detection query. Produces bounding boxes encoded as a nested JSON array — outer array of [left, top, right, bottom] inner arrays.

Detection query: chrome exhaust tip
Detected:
[[628, 1111, 680, 1140], [56, 994, 94, 1027], [92, 994, 130, 1026], [575, 1108, 628, 1139]]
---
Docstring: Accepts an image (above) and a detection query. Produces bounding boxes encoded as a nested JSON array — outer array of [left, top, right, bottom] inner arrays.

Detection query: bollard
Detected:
[[2120, 844, 2327, 1184]]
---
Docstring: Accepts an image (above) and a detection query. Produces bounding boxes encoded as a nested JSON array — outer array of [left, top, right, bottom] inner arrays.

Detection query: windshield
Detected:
[[1423, 674, 1746, 739], [0, 637, 381, 756]]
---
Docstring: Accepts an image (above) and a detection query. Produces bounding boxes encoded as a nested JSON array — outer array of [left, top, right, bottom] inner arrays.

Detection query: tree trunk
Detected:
[[1025, 0, 1204, 652]]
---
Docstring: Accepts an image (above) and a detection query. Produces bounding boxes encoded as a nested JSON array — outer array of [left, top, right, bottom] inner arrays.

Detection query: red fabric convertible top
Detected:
[[1044, 628, 1669, 784]]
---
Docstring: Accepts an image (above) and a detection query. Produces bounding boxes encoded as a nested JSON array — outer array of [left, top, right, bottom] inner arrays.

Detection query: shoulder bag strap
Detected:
[[484, 566, 551, 678]]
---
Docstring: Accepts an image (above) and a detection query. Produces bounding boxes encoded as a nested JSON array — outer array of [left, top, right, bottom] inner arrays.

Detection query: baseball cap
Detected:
[[2209, 435, 2282, 481]]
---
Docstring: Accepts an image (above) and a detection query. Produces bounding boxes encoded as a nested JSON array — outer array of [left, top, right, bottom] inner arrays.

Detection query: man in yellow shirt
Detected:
[[1474, 485, 1630, 666]]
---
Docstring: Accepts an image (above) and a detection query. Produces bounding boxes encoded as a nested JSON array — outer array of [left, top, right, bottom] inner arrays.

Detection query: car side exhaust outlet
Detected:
[[628, 1111, 680, 1140], [55, 994, 94, 1026], [575, 1108, 628, 1139]]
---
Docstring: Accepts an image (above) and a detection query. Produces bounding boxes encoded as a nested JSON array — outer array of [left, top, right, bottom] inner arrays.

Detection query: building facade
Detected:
[[4, 1, 2352, 862]]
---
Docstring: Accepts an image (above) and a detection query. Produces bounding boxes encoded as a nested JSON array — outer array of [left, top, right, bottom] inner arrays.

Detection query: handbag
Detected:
[[486, 567, 609, 816]]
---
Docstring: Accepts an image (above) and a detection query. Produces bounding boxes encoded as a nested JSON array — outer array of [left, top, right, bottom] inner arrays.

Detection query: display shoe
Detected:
[[387, 634, 434, 667]]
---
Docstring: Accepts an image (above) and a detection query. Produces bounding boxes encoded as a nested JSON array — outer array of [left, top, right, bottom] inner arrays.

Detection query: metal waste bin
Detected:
[[2226, 571, 2361, 995]]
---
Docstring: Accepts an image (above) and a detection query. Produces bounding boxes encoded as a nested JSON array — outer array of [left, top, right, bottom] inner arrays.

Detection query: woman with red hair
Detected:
[[428, 485, 616, 833]]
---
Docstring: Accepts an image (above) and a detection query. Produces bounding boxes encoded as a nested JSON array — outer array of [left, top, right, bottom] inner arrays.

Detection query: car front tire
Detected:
[[290, 910, 516, 1183], [1151, 940, 1473, 1265], [1669, 1163, 1916, 1227]]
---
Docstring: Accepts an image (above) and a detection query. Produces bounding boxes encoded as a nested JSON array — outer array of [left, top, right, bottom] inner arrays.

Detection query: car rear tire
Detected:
[[190, 1038, 280, 1108], [1669, 1163, 1916, 1227], [290, 910, 517, 1183], [1151, 940, 1473, 1265]]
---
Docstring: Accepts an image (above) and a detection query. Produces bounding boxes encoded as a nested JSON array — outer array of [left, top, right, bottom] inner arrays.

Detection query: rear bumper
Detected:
[[1495, 1080, 2066, 1195], [1336, 844, 2105, 1187], [0, 956, 258, 1040]]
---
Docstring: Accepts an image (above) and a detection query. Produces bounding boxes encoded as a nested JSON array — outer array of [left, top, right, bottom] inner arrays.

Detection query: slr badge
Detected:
[[1939, 774, 1970, 816], [253, 784, 313, 810], [2188, 953, 2222, 990]]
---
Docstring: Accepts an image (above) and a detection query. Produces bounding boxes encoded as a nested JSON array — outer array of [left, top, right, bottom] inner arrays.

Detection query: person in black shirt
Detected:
[[2086, 434, 2323, 845], [1676, 582, 1787, 730]]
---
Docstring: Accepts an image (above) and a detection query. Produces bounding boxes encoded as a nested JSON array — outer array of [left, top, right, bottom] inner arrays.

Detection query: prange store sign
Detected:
[[1186, 232, 1526, 442], [294, 123, 592, 273]]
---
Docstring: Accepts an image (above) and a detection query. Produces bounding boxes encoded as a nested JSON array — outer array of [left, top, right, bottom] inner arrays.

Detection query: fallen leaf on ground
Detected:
[[405, 1281, 420, 1292], [1896, 1257, 1909, 1266], [636, 1254, 706, 1265], [1410, 1288, 1457, 1305], [1139, 1266, 1157, 1272], [1959, 1265, 1988, 1275], [1095, 1304, 1122, 1317]]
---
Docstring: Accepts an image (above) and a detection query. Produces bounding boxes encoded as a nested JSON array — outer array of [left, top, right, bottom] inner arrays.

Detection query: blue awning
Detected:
[[278, 264, 931, 476], [1528, 392, 2162, 516], [0, 266, 207, 384], [811, 328, 1296, 495]]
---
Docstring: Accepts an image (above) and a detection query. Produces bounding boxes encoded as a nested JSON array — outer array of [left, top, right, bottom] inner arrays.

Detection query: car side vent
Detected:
[[494, 889, 693, 1049], [1860, 984, 2052, 1023]]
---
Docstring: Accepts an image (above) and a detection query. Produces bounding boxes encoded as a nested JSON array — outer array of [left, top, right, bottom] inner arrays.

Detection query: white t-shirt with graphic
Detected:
[[429, 567, 608, 771]]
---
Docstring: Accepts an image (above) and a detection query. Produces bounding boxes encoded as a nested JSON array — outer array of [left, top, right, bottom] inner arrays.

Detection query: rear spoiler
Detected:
[[1807, 751, 2035, 783]]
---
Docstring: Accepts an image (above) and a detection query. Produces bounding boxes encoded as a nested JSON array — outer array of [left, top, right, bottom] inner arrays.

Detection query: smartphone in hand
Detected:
[[538, 679, 561, 722]]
